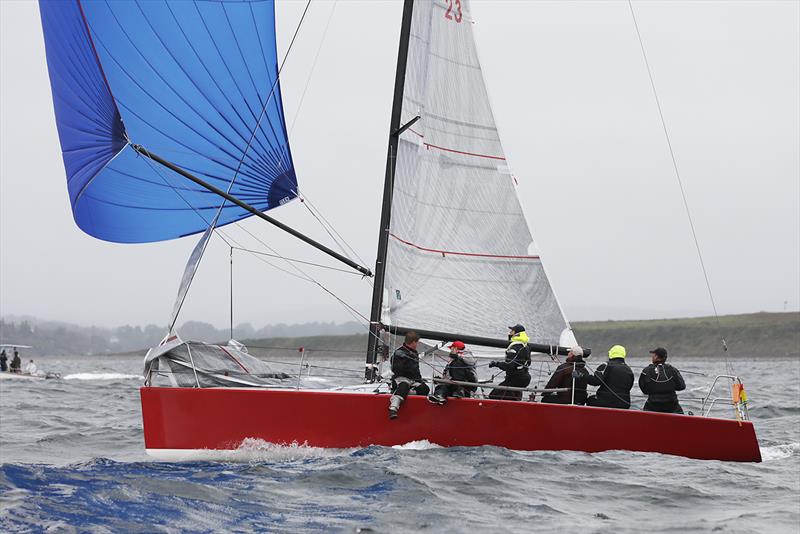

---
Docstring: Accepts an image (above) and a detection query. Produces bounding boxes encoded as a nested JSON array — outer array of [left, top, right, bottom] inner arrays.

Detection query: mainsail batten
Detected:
[[39, 0, 297, 244], [381, 0, 570, 344]]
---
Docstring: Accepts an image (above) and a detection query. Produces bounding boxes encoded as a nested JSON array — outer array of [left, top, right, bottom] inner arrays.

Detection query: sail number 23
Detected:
[[444, 0, 463, 23]]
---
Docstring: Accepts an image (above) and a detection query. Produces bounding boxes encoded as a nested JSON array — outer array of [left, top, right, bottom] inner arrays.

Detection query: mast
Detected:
[[365, 0, 416, 381]]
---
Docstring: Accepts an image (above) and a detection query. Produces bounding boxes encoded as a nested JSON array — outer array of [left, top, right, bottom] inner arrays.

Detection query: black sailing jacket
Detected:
[[587, 358, 634, 408], [495, 339, 531, 378], [443, 355, 475, 383], [391, 344, 422, 382], [639, 363, 686, 403]]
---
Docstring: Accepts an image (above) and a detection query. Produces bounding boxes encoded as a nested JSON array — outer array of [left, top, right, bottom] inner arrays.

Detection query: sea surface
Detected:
[[0, 353, 798, 533]]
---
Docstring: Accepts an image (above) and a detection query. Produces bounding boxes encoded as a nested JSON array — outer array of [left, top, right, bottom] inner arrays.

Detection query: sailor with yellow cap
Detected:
[[586, 345, 634, 409]]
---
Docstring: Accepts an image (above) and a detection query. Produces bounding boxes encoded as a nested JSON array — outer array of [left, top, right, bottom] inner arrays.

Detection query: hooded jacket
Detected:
[[639, 362, 686, 403], [443, 350, 478, 388], [495, 332, 531, 377]]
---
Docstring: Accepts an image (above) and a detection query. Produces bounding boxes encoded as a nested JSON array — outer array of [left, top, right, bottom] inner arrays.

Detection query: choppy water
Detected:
[[1, 354, 798, 533]]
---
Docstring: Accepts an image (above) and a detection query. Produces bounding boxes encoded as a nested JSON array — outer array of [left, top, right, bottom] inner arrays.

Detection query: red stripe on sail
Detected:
[[390, 233, 539, 260], [402, 129, 506, 161], [423, 142, 506, 161]]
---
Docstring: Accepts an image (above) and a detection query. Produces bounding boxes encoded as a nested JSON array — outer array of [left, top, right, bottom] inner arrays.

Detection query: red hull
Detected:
[[140, 387, 762, 462]]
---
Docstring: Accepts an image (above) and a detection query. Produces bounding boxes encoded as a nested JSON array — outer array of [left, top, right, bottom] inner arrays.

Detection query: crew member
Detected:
[[488, 324, 531, 401], [388, 331, 430, 419], [586, 345, 634, 409], [428, 341, 478, 405], [24, 359, 37, 375], [0, 350, 7, 372], [639, 347, 686, 414], [541, 346, 589, 405], [10, 349, 21, 373]]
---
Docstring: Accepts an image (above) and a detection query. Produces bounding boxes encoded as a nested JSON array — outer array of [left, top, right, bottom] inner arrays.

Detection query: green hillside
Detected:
[[240, 312, 799, 359], [572, 312, 799, 358]]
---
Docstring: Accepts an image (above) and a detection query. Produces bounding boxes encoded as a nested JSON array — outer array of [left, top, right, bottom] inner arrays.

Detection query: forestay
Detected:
[[39, 0, 296, 243], [382, 0, 569, 344]]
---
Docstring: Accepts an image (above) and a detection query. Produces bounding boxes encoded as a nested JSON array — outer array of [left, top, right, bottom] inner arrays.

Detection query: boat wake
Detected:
[[760, 442, 800, 462], [232, 438, 357, 462], [147, 439, 358, 463], [63, 373, 140, 381]]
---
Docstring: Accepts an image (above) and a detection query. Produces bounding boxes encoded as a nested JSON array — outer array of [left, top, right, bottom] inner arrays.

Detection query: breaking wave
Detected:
[[391, 440, 443, 451], [62, 373, 140, 381], [760, 442, 800, 462]]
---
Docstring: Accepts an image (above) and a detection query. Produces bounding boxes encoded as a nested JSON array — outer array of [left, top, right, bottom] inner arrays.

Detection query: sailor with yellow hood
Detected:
[[586, 345, 634, 409], [488, 324, 532, 401]]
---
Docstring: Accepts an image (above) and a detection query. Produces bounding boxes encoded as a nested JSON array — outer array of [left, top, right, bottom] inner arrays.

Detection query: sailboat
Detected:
[[38, 0, 761, 462]]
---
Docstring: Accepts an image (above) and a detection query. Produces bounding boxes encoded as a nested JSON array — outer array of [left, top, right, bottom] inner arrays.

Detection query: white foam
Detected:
[[63, 372, 140, 381], [760, 442, 800, 462], [146, 439, 356, 462], [391, 439, 442, 451]]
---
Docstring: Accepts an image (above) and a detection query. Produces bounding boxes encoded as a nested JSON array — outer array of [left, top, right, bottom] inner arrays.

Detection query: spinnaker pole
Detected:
[[131, 144, 373, 277], [365, 0, 416, 382]]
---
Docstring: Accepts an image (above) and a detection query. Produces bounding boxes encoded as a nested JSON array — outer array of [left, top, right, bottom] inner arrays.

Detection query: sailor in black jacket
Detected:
[[488, 324, 532, 401], [639, 347, 686, 414], [388, 331, 430, 419], [586, 345, 634, 409], [428, 341, 478, 405], [541, 346, 590, 405]]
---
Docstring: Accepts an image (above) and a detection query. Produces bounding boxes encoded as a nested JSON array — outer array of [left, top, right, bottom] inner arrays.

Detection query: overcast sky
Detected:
[[1, 0, 798, 331]]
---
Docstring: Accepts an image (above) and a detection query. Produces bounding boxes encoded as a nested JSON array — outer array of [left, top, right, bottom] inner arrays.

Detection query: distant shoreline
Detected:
[[79, 311, 799, 359], [108, 312, 800, 359]]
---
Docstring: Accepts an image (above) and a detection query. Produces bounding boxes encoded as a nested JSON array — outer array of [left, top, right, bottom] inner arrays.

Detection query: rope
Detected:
[[228, 246, 363, 275], [288, 0, 338, 136], [281, 0, 374, 289], [161, 0, 314, 329], [627, 1, 731, 374], [297, 191, 371, 272]]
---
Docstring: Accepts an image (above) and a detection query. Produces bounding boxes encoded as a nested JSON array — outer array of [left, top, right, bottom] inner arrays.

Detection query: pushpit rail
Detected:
[[701, 374, 750, 420]]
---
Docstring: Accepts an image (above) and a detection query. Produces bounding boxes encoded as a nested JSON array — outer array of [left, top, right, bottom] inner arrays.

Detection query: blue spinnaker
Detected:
[[39, 0, 297, 243]]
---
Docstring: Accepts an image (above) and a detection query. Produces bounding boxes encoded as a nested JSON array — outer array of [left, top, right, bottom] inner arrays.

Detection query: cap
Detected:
[[448, 341, 466, 350], [649, 347, 668, 359], [570, 346, 584, 357], [608, 345, 627, 359], [507, 324, 526, 333]]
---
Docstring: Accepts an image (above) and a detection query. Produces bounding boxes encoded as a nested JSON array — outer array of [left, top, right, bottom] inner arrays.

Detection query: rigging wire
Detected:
[[279, 0, 373, 288], [288, 0, 338, 136], [167, 0, 315, 330], [296, 190, 373, 287], [220, 220, 373, 324], [627, 1, 732, 374], [228, 245, 365, 275], [136, 125, 377, 346]]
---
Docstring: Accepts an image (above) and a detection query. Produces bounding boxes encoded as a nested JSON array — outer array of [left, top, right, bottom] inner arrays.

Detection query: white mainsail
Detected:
[[382, 0, 569, 344]]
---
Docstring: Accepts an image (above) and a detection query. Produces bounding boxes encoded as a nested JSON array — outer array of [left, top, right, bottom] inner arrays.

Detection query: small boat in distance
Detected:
[[38, 0, 760, 462], [0, 345, 61, 380]]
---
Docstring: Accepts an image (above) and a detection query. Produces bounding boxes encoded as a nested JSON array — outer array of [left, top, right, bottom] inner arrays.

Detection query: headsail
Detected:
[[381, 0, 569, 344], [39, 0, 296, 243]]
